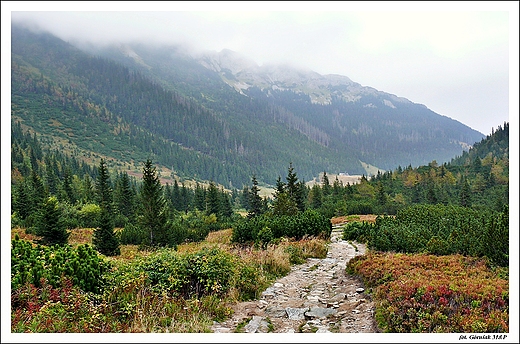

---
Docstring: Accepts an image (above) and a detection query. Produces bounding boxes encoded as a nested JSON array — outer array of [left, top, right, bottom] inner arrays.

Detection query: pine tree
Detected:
[[164, 183, 174, 210], [285, 163, 305, 212], [138, 159, 170, 247], [61, 167, 76, 204], [93, 159, 120, 256], [194, 182, 206, 211], [271, 192, 299, 216], [35, 196, 69, 246], [273, 176, 285, 201], [13, 181, 30, 221], [29, 169, 46, 213], [240, 186, 250, 210], [332, 176, 343, 201], [286, 163, 299, 200], [206, 181, 220, 216], [219, 188, 234, 218], [172, 179, 182, 211], [376, 181, 387, 206], [45, 158, 59, 196], [95, 159, 112, 208], [80, 174, 95, 203], [113, 171, 136, 221], [321, 171, 331, 197], [248, 174, 263, 218], [295, 181, 306, 212], [180, 182, 191, 213]]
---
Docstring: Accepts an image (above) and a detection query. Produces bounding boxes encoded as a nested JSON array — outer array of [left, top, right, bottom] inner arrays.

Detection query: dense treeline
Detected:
[[304, 123, 509, 218], [232, 164, 332, 245], [11, 122, 240, 253], [252, 88, 483, 169], [11, 121, 508, 252]]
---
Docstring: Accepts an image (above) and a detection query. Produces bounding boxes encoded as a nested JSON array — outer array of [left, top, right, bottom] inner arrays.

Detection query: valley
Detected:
[[8, 22, 510, 338]]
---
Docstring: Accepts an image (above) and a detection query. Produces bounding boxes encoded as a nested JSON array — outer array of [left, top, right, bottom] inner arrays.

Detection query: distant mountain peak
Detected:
[[194, 48, 412, 106], [197, 48, 259, 75]]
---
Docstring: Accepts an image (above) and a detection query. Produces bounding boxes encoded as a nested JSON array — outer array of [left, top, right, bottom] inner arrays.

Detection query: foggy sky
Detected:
[[4, 2, 517, 136]]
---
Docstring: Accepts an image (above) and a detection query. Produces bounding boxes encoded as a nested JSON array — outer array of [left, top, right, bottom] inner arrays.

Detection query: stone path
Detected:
[[211, 224, 379, 333]]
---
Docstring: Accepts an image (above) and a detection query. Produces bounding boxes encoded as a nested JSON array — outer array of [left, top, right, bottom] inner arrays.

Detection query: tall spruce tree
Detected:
[[206, 181, 220, 216], [219, 188, 234, 218], [286, 163, 299, 200], [29, 169, 46, 213], [113, 171, 136, 221], [295, 181, 307, 212], [321, 171, 331, 197], [61, 167, 76, 204], [240, 185, 250, 210], [273, 176, 285, 201], [172, 179, 182, 211], [194, 182, 206, 211], [164, 183, 174, 210], [248, 174, 263, 218], [285, 163, 305, 212], [93, 159, 120, 256], [13, 181, 30, 221], [309, 184, 323, 209], [138, 159, 170, 247], [180, 182, 191, 213], [34, 196, 69, 246]]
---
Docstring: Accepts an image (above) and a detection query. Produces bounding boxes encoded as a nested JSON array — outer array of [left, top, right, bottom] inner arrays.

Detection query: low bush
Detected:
[[11, 235, 109, 293], [347, 252, 509, 333], [342, 204, 508, 267], [232, 209, 332, 244]]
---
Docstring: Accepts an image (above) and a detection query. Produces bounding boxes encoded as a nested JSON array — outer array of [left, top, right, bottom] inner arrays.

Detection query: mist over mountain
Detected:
[[11, 24, 484, 188]]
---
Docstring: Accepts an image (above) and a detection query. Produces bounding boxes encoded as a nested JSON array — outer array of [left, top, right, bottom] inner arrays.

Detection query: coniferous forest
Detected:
[[10, 23, 510, 334]]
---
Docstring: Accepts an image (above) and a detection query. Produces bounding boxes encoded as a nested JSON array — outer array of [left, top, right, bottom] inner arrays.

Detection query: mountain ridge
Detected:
[[10, 24, 485, 188], [194, 47, 413, 107]]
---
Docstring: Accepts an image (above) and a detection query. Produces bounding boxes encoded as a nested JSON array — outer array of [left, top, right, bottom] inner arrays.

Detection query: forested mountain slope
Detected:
[[11, 24, 484, 188], [92, 41, 484, 170]]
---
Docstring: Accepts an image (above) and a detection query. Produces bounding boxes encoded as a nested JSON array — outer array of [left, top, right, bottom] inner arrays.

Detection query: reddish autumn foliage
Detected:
[[347, 252, 508, 333]]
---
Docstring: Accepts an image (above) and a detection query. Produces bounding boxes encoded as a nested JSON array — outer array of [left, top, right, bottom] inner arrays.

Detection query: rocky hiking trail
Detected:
[[211, 217, 380, 333]]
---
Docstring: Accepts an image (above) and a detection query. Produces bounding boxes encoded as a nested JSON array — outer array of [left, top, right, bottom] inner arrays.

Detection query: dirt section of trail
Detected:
[[211, 222, 380, 333]]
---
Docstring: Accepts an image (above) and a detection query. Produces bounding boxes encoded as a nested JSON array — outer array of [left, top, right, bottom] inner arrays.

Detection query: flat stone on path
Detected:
[[328, 293, 347, 303], [305, 307, 337, 318], [265, 306, 286, 318], [285, 307, 308, 320], [244, 316, 269, 333]]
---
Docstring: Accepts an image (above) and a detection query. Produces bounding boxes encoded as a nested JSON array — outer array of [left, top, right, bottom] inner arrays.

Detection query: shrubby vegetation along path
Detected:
[[212, 222, 379, 333]]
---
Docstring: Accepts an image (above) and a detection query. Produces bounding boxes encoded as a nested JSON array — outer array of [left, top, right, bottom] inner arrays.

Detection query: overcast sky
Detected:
[[4, 2, 518, 137]]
